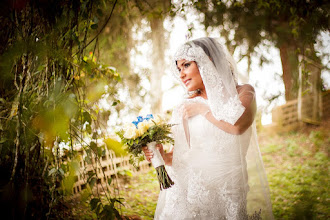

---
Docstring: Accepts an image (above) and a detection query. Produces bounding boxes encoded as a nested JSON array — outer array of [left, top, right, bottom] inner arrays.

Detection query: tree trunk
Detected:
[[279, 43, 299, 101], [150, 17, 165, 113]]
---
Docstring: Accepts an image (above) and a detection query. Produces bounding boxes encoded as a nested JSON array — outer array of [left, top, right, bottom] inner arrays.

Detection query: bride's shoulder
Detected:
[[236, 84, 256, 102], [236, 84, 255, 95]]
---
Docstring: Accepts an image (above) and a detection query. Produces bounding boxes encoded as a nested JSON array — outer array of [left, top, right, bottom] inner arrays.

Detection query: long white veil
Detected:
[[156, 37, 274, 219]]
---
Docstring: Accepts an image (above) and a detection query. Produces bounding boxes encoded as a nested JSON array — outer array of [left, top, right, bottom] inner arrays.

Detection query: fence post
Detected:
[[298, 54, 322, 125]]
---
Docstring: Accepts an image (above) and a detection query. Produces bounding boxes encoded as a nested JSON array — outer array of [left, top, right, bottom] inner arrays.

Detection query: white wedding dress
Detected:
[[155, 37, 274, 220], [154, 98, 259, 220]]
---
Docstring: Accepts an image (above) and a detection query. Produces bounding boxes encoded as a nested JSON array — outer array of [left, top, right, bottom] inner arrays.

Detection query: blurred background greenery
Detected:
[[0, 0, 328, 219]]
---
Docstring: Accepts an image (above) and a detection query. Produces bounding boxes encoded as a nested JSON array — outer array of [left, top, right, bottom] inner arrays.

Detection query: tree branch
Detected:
[[74, 0, 118, 57]]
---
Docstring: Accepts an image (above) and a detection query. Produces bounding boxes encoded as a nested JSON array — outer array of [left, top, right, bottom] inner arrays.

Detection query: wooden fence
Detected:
[[271, 90, 330, 132], [71, 148, 151, 194], [322, 90, 330, 119]]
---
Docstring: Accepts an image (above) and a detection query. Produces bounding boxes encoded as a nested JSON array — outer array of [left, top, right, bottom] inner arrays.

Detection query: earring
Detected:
[[195, 89, 202, 94]]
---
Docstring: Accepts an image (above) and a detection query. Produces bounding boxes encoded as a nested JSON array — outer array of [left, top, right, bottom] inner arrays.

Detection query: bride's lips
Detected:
[[183, 79, 191, 86]]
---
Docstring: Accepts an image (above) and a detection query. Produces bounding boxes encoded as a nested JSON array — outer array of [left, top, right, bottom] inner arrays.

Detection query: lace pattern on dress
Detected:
[[158, 168, 262, 220]]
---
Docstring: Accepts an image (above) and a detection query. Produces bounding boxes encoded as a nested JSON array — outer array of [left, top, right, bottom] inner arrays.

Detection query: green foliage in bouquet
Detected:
[[117, 120, 174, 157]]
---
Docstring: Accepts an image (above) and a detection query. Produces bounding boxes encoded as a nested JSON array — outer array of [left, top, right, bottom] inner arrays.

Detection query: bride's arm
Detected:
[[205, 84, 256, 135], [183, 84, 256, 135], [163, 150, 173, 166]]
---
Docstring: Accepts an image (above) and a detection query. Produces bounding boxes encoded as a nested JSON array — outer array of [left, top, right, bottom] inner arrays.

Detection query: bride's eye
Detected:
[[184, 63, 190, 68]]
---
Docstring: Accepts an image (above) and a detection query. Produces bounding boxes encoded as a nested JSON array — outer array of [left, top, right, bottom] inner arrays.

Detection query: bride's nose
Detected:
[[180, 69, 186, 79]]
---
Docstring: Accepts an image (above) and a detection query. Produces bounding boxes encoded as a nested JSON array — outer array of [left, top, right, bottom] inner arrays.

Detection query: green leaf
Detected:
[[80, 188, 92, 203], [104, 138, 127, 156], [108, 177, 112, 186], [87, 170, 95, 177], [85, 154, 92, 164], [97, 9, 103, 17], [110, 198, 125, 213], [85, 62, 92, 74], [86, 123, 92, 134], [37, 65, 44, 72], [90, 141, 97, 151], [0, 138, 7, 144], [48, 168, 56, 176], [83, 111, 92, 124], [58, 168, 65, 176], [95, 202, 102, 215], [125, 169, 133, 177], [91, 24, 98, 29], [92, 132, 97, 139], [97, 147, 103, 157], [89, 177, 96, 189], [62, 173, 75, 195], [70, 160, 80, 174], [100, 205, 114, 220], [90, 198, 100, 211]]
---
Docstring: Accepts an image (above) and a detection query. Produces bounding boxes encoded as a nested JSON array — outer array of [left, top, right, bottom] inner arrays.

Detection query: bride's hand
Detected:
[[183, 103, 210, 119], [142, 143, 164, 162]]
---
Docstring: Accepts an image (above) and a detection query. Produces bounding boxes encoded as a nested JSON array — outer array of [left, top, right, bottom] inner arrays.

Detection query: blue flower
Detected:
[[132, 121, 139, 128], [132, 114, 153, 128], [137, 116, 144, 122], [132, 116, 145, 128], [145, 114, 154, 121]]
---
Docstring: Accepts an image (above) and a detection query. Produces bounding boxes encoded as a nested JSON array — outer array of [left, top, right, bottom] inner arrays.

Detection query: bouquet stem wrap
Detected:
[[147, 141, 174, 190]]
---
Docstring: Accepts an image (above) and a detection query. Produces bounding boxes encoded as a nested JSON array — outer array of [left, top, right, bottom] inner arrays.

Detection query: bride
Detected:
[[143, 37, 274, 220]]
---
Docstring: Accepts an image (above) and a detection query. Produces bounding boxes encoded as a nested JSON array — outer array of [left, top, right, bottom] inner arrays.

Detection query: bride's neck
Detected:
[[200, 92, 208, 100], [188, 89, 208, 100]]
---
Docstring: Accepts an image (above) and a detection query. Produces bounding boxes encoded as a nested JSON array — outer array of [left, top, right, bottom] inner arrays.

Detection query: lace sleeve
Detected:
[[213, 95, 245, 125]]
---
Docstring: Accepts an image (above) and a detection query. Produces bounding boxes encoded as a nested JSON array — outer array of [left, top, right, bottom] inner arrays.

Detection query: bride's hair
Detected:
[[184, 38, 238, 99], [191, 38, 238, 85], [192, 40, 212, 58]]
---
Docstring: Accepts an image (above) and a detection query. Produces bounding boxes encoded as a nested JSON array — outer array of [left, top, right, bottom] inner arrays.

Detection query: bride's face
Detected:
[[177, 59, 205, 92]]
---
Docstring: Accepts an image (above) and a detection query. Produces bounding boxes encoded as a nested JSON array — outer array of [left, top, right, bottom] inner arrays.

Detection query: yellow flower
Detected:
[[137, 121, 151, 136], [123, 123, 139, 139]]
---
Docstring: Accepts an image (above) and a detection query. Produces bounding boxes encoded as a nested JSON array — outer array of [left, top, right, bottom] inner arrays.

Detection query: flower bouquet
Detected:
[[117, 114, 175, 190]]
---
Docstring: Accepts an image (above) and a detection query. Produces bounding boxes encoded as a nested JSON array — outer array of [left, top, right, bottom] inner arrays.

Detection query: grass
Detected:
[[118, 170, 159, 220], [259, 124, 329, 219]]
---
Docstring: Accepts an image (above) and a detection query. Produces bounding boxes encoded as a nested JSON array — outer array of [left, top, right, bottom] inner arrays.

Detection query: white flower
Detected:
[[147, 119, 155, 127], [153, 114, 164, 125], [123, 123, 139, 139]]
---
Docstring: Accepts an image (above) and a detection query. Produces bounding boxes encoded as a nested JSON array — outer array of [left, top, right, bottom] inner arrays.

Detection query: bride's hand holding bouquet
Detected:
[[117, 114, 174, 190]]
